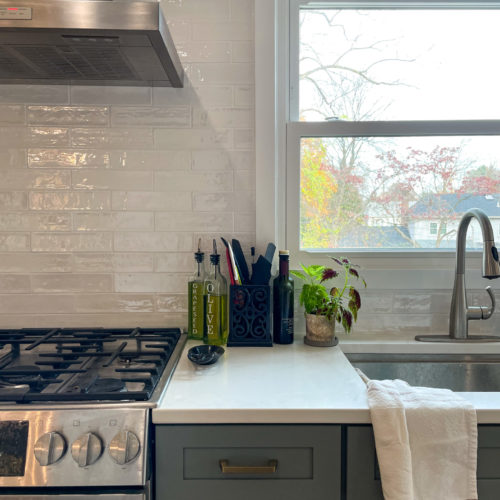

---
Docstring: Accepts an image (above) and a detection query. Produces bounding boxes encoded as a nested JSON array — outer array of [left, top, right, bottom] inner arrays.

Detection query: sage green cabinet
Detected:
[[346, 425, 500, 500], [155, 425, 341, 500]]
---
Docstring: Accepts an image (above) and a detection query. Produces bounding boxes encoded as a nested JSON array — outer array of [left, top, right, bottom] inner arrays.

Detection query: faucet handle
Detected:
[[481, 286, 496, 320]]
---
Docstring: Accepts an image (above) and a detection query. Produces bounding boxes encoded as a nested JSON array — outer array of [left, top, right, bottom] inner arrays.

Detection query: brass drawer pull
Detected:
[[219, 459, 278, 475]]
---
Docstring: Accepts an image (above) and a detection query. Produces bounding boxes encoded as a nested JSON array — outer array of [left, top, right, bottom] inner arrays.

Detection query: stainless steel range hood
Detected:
[[0, 0, 184, 86]]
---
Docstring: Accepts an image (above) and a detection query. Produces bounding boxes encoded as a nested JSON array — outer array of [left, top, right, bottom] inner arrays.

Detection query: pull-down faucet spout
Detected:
[[416, 208, 500, 343]]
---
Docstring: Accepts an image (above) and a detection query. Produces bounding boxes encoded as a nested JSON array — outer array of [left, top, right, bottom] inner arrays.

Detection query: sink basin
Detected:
[[346, 353, 500, 392]]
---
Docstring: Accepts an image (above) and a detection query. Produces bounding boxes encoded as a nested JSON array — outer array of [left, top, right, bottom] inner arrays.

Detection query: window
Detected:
[[285, 0, 500, 258]]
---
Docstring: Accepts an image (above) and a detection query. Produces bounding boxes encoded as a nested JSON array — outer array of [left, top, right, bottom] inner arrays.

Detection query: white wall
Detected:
[[0, 0, 255, 328]]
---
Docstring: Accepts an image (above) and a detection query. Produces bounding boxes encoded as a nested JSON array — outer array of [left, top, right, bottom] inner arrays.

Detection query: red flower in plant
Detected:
[[321, 268, 338, 282]]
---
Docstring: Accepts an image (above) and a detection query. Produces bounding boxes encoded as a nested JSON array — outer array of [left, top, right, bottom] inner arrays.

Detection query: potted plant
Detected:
[[291, 257, 366, 346]]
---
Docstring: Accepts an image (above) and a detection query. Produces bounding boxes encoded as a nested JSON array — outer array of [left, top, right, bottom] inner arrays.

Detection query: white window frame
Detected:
[[255, 0, 500, 289]]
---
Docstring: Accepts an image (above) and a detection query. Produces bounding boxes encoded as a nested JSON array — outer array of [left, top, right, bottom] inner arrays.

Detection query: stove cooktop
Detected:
[[0, 327, 183, 403]]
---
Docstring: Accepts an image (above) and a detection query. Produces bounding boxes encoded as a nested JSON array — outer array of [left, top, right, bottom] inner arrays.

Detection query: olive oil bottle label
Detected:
[[188, 281, 204, 340], [204, 292, 227, 345]]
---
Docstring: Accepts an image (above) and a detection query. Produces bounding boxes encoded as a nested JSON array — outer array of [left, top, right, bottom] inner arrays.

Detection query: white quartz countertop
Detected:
[[152, 338, 500, 425]]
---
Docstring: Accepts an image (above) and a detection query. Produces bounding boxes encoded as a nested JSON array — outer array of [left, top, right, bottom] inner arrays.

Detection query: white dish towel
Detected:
[[357, 370, 478, 500]]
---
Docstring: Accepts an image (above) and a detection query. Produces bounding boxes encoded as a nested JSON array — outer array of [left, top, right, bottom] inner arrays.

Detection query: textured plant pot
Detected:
[[304, 313, 338, 347]]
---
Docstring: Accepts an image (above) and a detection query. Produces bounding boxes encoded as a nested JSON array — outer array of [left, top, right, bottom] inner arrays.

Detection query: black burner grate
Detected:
[[0, 328, 182, 403]]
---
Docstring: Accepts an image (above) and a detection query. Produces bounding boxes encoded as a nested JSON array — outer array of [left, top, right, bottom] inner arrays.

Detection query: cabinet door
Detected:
[[155, 424, 341, 500], [347, 424, 500, 500], [478, 425, 500, 498], [346, 426, 383, 500]]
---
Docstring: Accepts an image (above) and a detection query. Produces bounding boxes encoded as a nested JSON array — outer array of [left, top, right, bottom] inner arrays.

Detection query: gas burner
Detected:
[[0, 327, 184, 403], [88, 377, 126, 394]]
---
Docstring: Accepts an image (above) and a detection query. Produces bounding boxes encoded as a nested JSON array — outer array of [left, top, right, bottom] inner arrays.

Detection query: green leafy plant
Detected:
[[290, 257, 366, 333]]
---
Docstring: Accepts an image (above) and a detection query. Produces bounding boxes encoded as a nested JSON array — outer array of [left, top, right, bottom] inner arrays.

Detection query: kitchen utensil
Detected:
[[264, 243, 276, 263], [221, 237, 241, 285], [250, 256, 272, 285], [232, 239, 250, 284]]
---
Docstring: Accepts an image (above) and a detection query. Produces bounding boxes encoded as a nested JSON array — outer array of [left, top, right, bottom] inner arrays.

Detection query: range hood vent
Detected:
[[0, 0, 184, 87]]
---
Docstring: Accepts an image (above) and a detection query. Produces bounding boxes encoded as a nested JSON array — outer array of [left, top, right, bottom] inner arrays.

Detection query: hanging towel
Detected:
[[357, 370, 478, 500]]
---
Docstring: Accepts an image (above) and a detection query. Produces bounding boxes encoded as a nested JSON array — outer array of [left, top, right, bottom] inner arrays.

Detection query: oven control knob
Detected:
[[71, 432, 103, 467], [109, 430, 141, 465], [34, 432, 67, 466]]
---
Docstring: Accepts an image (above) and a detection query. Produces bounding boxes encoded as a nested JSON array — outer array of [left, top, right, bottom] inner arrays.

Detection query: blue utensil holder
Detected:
[[227, 284, 272, 347]]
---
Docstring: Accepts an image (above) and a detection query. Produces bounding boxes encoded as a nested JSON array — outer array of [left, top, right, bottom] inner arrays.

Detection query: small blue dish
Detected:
[[187, 345, 225, 365]]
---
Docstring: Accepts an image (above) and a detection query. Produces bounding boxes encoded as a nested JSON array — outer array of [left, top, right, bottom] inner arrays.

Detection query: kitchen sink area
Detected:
[[346, 352, 500, 392]]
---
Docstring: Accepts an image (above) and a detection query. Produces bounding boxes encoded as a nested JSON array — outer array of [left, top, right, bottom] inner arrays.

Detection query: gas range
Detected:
[[0, 327, 186, 495]]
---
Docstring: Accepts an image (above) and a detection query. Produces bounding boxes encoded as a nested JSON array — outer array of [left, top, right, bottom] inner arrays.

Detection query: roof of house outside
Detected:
[[336, 225, 414, 248], [410, 193, 500, 217]]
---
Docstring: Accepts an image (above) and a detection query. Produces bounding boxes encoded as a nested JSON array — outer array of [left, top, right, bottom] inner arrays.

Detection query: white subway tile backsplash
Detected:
[[114, 232, 193, 252], [0, 127, 69, 147], [72, 128, 154, 149], [156, 294, 188, 313], [163, 0, 230, 21], [176, 41, 231, 63], [0, 0, 259, 327], [234, 86, 254, 106], [0, 149, 26, 168], [192, 107, 253, 128], [70, 86, 151, 105], [233, 128, 254, 149], [72, 253, 155, 273], [155, 171, 233, 192], [75, 294, 155, 313], [30, 192, 111, 211], [193, 191, 254, 212], [192, 22, 252, 41], [231, 42, 254, 62], [230, 0, 253, 21], [0, 234, 30, 252], [31, 274, 113, 293], [0, 169, 70, 190], [0, 253, 72, 273], [155, 253, 196, 272], [0, 192, 28, 210], [72, 170, 152, 191], [0, 275, 31, 293], [111, 106, 191, 127], [0, 213, 71, 232], [155, 212, 233, 232], [115, 273, 188, 293], [28, 106, 109, 126], [0, 105, 25, 124], [153, 128, 232, 150], [111, 191, 192, 211], [28, 149, 111, 169], [110, 150, 190, 170], [0, 294, 75, 314], [0, 85, 69, 104], [74, 212, 154, 232], [32, 233, 112, 252], [186, 63, 253, 85]]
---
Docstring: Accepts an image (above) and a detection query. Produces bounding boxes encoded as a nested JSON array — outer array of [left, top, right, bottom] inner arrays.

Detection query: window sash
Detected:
[[286, 0, 500, 265]]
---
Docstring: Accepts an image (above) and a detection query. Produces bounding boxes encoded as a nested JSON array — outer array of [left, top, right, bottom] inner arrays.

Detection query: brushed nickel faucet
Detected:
[[416, 208, 500, 342]]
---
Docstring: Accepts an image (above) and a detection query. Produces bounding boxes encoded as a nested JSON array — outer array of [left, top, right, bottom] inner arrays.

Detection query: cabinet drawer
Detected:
[[155, 425, 341, 500], [184, 446, 312, 479]]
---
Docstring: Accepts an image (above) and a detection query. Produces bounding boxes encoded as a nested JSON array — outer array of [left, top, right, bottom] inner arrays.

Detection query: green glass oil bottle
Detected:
[[204, 240, 228, 345], [188, 239, 205, 340]]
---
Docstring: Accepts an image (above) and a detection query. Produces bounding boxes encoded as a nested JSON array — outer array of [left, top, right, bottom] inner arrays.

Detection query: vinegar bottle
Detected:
[[188, 239, 205, 340], [203, 240, 228, 345], [273, 250, 294, 344]]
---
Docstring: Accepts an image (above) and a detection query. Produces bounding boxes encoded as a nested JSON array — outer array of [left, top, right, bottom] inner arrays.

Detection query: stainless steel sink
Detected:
[[346, 353, 500, 392]]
